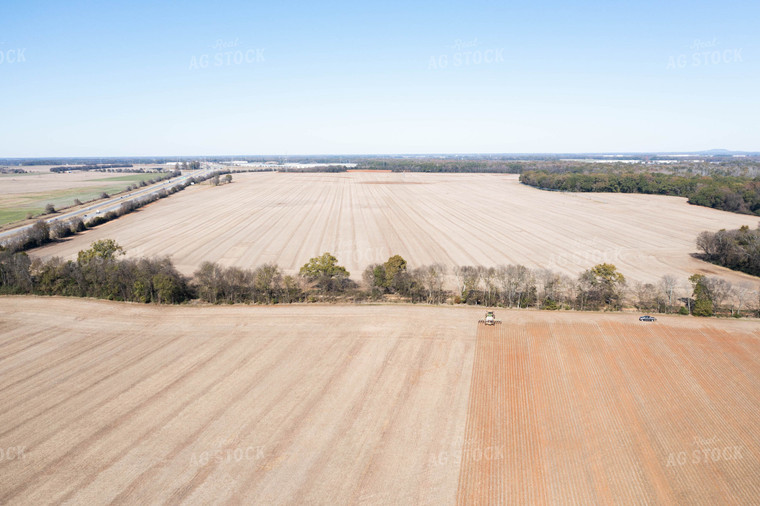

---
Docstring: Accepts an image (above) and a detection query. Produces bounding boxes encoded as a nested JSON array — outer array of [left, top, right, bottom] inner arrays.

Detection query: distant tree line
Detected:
[[13, 158, 199, 166], [520, 170, 760, 215], [357, 159, 524, 173], [174, 161, 202, 171], [696, 225, 760, 276], [281, 165, 350, 173], [2, 246, 756, 317], [9, 156, 760, 177], [49, 164, 134, 172], [351, 157, 760, 177]]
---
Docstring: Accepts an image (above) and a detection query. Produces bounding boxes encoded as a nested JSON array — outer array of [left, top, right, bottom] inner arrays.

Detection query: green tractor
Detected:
[[482, 311, 501, 325]]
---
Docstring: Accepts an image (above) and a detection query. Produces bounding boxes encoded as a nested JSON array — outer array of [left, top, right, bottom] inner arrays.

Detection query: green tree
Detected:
[[77, 239, 125, 264], [152, 273, 183, 304], [299, 252, 350, 293], [584, 263, 626, 309], [74, 240, 125, 299], [689, 274, 714, 316], [382, 254, 407, 292], [133, 278, 151, 303]]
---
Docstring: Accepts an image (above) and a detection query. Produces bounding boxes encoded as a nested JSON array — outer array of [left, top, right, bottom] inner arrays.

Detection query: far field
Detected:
[[0, 297, 758, 504], [0, 166, 167, 226], [31, 172, 760, 286]]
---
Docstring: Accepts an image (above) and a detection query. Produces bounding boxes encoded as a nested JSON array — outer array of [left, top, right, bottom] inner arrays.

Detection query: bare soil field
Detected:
[[457, 318, 760, 504], [30, 172, 759, 286], [0, 297, 758, 504]]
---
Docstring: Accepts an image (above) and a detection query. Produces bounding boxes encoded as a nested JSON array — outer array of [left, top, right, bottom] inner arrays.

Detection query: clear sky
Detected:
[[0, 0, 757, 156]]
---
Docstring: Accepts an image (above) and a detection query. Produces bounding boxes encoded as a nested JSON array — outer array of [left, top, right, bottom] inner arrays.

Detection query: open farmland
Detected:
[[0, 166, 168, 226], [457, 319, 760, 504], [30, 172, 759, 286], [1, 297, 759, 504]]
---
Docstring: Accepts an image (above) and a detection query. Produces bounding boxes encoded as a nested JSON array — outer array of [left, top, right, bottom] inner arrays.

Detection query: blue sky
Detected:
[[0, 0, 757, 156]]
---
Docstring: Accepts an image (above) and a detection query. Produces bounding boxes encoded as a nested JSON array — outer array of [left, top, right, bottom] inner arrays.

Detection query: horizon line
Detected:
[[2, 149, 759, 160]]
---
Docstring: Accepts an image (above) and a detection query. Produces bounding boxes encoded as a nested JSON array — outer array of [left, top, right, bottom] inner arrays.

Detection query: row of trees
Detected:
[[34, 172, 178, 222], [1, 240, 190, 303], [357, 159, 524, 173], [193, 252, 358, 303], [194, 262, 304, 304], [363, 261, 629, 310], [210, 174, 233, 186], [49, 164, 133, 172], [5, 170, 229, 254], [520, 170, 760, 216], [354, 157, 760, 177], [0, 247, 353, 304], [123, 170, 178, 191], [174, 161, 202, 171], [363, 255, 448, 303], [697, 225, 760, 276], [363, 256, 757, 315], [1, 245, 757, 316]]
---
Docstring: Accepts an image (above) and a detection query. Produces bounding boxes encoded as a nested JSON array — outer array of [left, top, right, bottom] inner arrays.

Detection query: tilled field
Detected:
[[457, 319, 760, 504], [0, 297, 759, 504], [30, 172, 759, 285], [0, 298, 476, 505]]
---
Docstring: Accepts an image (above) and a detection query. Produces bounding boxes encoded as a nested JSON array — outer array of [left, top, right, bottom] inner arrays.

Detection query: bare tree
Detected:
[[459, 266, 481, 303], [281, 274, 303, 303], [420, 264, 446, 304], [254, 263, 282, 303], [194, 261, 225, 303], [679, 280, 694, 314], [552, 273, 575, 308], [516, 266, 536, 309], [502, 265, 520, 307], [454, 266, 467, 299], [659, 274, 679, 312], [705, 277, 732, 311], [496, 266, 512, 306], [577, 270, 595, 311], [481, 267, 497, 306], [537, 269, 561, 308], [731, 283, 753, 316], [0, 250, 33, 292], [632, 282, 659, 311], [222, 266, 253, 303]]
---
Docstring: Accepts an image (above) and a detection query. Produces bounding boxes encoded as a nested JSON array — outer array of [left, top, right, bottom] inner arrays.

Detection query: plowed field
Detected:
[[456, 319, 760, 504], [30, 172, 759, 285], [1, 297, 758, 504]]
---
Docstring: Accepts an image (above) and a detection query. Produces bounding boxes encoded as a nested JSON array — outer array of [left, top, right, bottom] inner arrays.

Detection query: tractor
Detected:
[[482, 311, 501, 325]]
